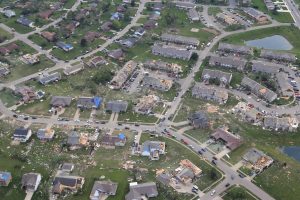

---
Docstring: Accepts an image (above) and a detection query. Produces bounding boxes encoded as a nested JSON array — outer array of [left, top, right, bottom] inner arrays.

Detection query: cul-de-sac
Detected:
[[1, 0, 300, 200]]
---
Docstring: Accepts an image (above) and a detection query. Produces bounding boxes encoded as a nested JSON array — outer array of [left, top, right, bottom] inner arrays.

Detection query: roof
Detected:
[[90, 181, 118, 198], [67, 131, 80, 145], [242, 7, 267, 20], [61, 163, 74, 172], [143, 76, 173, 91], [77, 97, 102, 109], [152, 44, 192, 60], [125, 182, 158, 200], [119, 37, 137, 48], [218, 42, 252, 55], [0, 67, 10, 77], [202, 69, 232, 85], [50, 96, 72, 107], [211, 128, 243, 150], [260, 49, 297, 62], [251, 60, 283, 74], [0, 172, 12, 181], [241, 77, 277, 102], [192, 83, 228, 104], [209, 55, 247, 71], [39, 72, 61, 85], [21, 173, 41, 188], [101, 134, 126, 146], [14, 128, 30, 138], [143, 60, 182, 73], [156, 173, 171, 185], [188, 8, 199, 20], [17, 17, 33, 26], [161, 33, 200, 46], [188, 112, 209, 127], [276, 72, 293, 97], [106, 101, 128, 113], [37, 128, 55, 140], [108, 49, 124, 59]]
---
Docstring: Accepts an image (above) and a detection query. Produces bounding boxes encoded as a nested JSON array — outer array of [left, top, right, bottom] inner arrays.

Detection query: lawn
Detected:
[[221, 26, 300, 57], [185, 129, 212, 143], [223, 185, 258, 200], [1, 55, 55, 82], [0, 27, 13, 42], [28, 34, 53, 50], [251, 0, 294, 23], [17, 96, 52, 116], [0, 88, 20, 107], [208, 7, 222, 16]]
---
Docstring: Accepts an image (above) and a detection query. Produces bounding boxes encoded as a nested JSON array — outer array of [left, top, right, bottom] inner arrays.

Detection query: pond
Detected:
[[282, 146, 300, 163], [245, 35, 293, 50]]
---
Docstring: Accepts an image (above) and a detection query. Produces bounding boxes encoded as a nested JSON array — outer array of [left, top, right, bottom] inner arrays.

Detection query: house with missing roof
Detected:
[[211, 128, 243, 150], [125, 182, 158, 200], [218, 42, 253, 55], [143, 60, 182, 74], [52, 164, 84, 195], [90, 180, 118, 200], [192, 83, 229, 104], [152, 44, 192, 60], [0, 67, 10, 77], [142, 76, 173, 91], [85, 56, 106, 67], [14, 86, 36, 103], [13, 128, 32, 142], [263, 116, 298, 131], [243, 148, 274, 173], [141, 140, 166, 160], [135, 95, 159, 114], [188, 8, 200, 21], [77, 97, 102, 110], [241, 77, 278, 102], [0, 172, 12, 186], [64, 62, 85, 76], [66, 131, 89, 150], [110, 61, 137, 89], [202, 69, 232, 86], [276, 72, 294, 97], [242, 8, 268, 24], [175, 159, 202, 184], [21, 173, 41, 192], [50, 96, 72, 107], [108, 49, 124, 60], [209, 55, 247, 71], [233, 102, 263, 124], [100, 133, 127, 149], [37, 128, 55, 141], [20, 54, 40, 65], [106, 100, 128, 113], [188, 112, 210, 129]]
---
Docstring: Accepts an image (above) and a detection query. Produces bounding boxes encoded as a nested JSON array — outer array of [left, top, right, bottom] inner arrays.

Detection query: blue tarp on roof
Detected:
[[0, 172, 11, 181], [93, 96, 102, 109], [118, 133, 126, 140]]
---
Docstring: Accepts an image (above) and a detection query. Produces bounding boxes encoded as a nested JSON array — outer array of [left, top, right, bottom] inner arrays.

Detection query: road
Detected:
[[0, 1, 291, 200], [284, 0, 300, 28]]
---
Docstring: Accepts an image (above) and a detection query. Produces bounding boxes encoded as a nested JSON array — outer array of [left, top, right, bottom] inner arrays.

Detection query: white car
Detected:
[[210, 190, 216, 196]]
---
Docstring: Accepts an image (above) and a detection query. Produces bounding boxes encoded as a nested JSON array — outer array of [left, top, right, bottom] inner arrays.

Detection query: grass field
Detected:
[[1, 55, 55, 82], [28, 34, 53, 50], [0, 27, 13, 42], [0, 88, 20, 107], [221, 26, 300, 56], [208, 7, 222, 16], [223, 185, 257, 200]]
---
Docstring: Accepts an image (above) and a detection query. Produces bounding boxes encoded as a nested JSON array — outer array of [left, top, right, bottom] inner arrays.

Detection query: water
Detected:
[[282, 146, 300, 162], [245, 35, 293, 50]]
